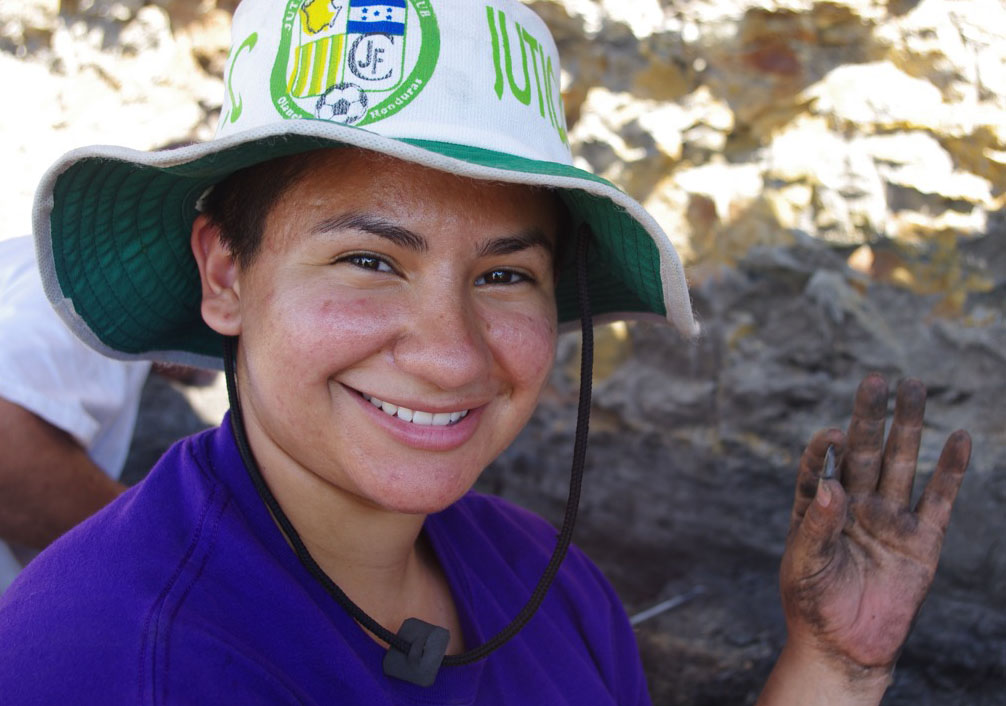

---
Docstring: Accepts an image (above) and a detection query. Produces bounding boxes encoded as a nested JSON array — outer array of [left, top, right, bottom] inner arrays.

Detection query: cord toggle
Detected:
[[382, 618, 450, 686]]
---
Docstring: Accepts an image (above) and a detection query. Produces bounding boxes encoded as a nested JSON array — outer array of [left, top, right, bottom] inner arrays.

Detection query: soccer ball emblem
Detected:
[[315, 83, 369, 124]]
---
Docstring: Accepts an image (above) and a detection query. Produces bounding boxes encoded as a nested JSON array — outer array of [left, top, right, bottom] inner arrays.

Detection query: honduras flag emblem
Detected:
[[347, 0, 407, 35]]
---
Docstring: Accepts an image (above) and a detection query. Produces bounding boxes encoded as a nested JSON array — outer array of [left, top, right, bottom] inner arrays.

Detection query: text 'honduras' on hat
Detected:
[[33, 0, 700, 370]]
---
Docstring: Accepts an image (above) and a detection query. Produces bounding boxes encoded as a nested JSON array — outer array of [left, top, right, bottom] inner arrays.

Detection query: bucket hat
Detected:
[[33, 0, 698, 371]]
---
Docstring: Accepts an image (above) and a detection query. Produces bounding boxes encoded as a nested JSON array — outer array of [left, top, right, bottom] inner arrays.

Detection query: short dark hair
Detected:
[[200, 149, 337, 268]]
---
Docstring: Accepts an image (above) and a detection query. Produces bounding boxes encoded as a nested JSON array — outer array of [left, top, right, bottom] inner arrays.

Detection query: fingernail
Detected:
[[817, 478, 832, 508], [822, 445, 836, 480]]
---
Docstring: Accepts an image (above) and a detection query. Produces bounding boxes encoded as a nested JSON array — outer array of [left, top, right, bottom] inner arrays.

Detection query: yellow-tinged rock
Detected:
[[643, 180, 694, 263], [765, 183, 813, 229], [802, 61, 946, 132], [765, 115, 845, 183], [674, 161, 764, 223], [847, 232, 995, 317], [632, 60, 690, 102], [597, 0, 665, 38], [5, 0, 58, 24], [636, 103, 688, 161], [940, 121, 1006, 188], [847, 245, 875, 276]]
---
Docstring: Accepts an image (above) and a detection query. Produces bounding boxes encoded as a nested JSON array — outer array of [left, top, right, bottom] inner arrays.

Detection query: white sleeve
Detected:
[[0, 237, 151, 479]]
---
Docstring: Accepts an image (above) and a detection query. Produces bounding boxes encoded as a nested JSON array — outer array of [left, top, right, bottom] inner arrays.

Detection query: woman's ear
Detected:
[[191, 213, 242, 336]]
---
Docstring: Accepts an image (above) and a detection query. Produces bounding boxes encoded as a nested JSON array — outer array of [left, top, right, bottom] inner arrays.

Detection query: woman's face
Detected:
[[229, 150, 560, 514]]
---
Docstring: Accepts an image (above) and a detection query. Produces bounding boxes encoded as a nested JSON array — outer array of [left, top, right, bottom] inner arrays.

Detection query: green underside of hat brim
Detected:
[[48, 134, 666, 362]]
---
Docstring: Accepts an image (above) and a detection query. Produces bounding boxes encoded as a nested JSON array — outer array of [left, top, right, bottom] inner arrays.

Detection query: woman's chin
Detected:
[[352, 471, 477, 516]]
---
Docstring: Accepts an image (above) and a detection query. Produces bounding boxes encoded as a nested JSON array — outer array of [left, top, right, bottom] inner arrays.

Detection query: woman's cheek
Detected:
[[291, 293, 405, 362], [488, 309, 557, 386]]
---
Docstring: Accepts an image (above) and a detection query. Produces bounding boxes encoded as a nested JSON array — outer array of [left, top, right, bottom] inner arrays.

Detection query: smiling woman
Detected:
[[0, 0, 972, 704], [197, 150, 561, 520]]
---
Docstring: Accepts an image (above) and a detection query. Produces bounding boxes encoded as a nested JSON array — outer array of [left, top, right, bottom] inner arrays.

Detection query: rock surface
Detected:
[[489, 230, 1006, 704], [5, 0, 1005, 702]]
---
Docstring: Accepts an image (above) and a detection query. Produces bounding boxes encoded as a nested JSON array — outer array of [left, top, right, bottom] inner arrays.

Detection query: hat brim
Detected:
[[34, 120, 698, 370]]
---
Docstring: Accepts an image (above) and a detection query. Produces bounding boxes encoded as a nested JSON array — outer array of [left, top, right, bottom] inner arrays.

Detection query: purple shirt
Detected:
[[0, 417, 650, 704]]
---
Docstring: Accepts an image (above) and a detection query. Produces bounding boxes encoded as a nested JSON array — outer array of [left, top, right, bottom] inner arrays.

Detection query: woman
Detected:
[[0, 0, 970, 703]]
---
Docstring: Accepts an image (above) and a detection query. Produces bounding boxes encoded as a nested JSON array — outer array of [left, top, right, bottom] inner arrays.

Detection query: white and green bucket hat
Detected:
[[34, 0, 699, 370]]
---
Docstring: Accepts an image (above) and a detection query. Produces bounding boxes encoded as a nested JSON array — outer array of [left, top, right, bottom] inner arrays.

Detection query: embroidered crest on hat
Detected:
[[270, 0, 439, 126]]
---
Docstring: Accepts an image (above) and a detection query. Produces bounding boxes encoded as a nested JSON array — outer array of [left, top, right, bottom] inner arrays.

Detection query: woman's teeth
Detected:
[[362, 394, 469, 426]]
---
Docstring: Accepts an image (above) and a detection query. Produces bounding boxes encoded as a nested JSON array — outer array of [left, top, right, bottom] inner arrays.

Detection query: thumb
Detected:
[[787, 478, 849, 578]]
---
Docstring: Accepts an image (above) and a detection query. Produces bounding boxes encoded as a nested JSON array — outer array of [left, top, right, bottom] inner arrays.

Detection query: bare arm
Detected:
[[757, 375, 971, 705], [0, 397, 125, 550]]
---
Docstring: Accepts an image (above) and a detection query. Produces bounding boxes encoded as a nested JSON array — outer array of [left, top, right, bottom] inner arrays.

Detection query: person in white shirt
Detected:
[[0, 235, 150, 592]]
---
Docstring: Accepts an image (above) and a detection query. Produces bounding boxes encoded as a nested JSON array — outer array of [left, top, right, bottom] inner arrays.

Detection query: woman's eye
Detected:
[[475, 269, 529, 286], [344, 254, 394, 273]]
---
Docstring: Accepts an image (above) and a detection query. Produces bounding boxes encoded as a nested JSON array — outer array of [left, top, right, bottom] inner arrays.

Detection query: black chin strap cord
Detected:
[[223, 337, 410, 654], [223, 223, 594, 678]]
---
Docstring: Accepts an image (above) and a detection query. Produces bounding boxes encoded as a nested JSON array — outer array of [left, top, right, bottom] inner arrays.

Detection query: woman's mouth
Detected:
[[360, 393, 470, 427]]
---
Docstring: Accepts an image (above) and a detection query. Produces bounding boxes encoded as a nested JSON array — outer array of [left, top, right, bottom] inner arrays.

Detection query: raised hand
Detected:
[[773, 373, 971, 698]]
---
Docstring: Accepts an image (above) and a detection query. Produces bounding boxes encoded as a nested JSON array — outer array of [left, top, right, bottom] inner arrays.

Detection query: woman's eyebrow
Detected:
[[310, 212, 428, 252], [476, 228, 553, 257]]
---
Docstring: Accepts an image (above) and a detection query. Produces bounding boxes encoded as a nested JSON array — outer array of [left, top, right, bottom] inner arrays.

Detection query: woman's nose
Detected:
[[392, 293, 492, 391]]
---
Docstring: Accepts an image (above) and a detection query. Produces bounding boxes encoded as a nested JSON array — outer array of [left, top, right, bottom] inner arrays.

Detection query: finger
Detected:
[[843, 373, 889, 495], [877, 378, 926, 507], [916, 430, 971, 532], [789, 428, 845, 535], [787, 477, 849, 579]]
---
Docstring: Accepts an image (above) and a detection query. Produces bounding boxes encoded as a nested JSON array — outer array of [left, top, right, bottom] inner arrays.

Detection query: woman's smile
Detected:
[[348, 385, 485, 453], [359, 391, 471, 426]]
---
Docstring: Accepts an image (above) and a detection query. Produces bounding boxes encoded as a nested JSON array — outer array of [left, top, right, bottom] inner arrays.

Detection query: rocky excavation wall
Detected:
[[4, 0, 1004, 703]]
